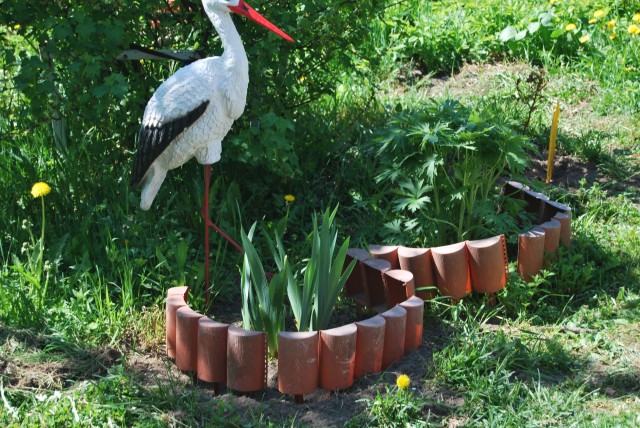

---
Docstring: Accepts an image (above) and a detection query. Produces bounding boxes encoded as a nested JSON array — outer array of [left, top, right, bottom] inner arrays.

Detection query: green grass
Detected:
[[2, 0, 640, 426]]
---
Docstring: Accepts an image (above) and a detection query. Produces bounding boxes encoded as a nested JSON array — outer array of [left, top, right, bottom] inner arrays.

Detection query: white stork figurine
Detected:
[[131, 0, 292, 305], [131, 0, 293, 209]]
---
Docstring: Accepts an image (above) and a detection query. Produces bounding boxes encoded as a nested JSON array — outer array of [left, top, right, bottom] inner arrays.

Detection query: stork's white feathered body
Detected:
[[132, 0, 292, 210]]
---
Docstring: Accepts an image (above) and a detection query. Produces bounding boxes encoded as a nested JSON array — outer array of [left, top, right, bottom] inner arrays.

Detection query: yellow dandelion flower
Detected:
[[13, 24, 20, 30], [633, 13, 640, 23], [565, 23, 577, 32], [607, 20, 616, 30], [626, 66, 634, 72], [589, 18, 596, 24], [579, 34, 590, 43], [284, 194, 296, 203], [593, 10, 605, 19], [396, 374, 410, 390], [31, 182, 51, 198], [610, 33, 617, 39], [629, 24, 640, 35]]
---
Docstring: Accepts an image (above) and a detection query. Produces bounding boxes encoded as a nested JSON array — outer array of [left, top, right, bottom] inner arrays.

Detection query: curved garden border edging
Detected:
[[504, 181, 572, 279], [166, 287, 424, 402], [349, 181, 572, 305], [164, 181, 570, 402]]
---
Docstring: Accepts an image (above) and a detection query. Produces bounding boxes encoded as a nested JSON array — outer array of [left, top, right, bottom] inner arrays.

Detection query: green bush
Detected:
[[375, 99, 534, 246]]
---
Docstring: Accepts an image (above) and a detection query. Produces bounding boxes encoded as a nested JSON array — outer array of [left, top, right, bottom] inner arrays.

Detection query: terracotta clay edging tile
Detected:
[[431, 242, 471, 301], [539, 219, 561, 258], [167, 285, 189, 301], [227, 326, 267, 393], [521, 189, 547, 223], [362, 258, 392, 310], [344, 248, 370, 298], [278, 331, 319, 402], [398, 246, 436, 300], [320, 324, 357, 393], [380, 306, 407, 369], [553, 212, 572, 247], [541, 199, 572, 223], [399, 296, 424, 353], [176, 306, 204, 372], [354, 315, 386, 378], [466, 235, 508, 295], [166, 293, 188, 359], [383, 269, 415, 307], [197, 318, 229, 393], [517, 227, 545, 281], [369, 245, 400, 269]]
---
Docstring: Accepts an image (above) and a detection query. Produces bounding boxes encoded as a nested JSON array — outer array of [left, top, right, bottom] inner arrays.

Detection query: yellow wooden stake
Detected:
[[546, 101, 560, 184]]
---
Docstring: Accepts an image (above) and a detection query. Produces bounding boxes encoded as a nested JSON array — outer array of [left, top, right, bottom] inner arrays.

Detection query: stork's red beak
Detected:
[[228, 0, 294, 43]]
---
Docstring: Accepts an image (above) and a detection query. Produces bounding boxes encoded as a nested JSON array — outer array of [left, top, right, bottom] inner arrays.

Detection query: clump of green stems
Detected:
[[240, 206, 355, 356], [284, 205, 356, 332], [240, 223, 289, 357]]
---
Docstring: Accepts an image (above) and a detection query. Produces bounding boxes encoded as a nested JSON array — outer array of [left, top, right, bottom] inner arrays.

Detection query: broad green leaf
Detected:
[[550, 28, 564, 38]]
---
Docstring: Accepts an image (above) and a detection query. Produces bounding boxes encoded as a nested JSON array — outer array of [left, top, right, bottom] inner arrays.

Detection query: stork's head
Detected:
[[206, 0, 294, 42]]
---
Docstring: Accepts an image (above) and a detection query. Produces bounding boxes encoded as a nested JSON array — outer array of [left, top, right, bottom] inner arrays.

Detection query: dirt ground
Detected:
[[125, 319, 452, 427], [0, 319, 453, 426]]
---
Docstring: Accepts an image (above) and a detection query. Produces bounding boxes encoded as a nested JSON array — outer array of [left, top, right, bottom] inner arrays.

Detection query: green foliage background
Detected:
[[0, 0, 386, 312], [1, 0, 384, 174]]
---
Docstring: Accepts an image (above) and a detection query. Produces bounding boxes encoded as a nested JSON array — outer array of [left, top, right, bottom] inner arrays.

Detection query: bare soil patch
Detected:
[[0, 325, 121, 389], [528, 154, 602, 190]]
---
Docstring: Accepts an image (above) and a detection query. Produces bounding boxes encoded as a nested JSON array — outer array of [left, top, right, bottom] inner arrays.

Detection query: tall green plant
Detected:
[[376, 99, 534, 246], [286, 206, 356, 331], [240, 223, 288, 357], [10, 182, 53, 315]]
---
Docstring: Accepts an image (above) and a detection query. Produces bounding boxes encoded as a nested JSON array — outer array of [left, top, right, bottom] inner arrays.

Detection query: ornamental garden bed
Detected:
[[165, 181, 571, 403]]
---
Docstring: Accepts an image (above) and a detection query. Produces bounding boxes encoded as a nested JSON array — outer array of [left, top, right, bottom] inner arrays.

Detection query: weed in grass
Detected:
[[0, 334, 239, 426], [355, 384, 429, 427], [499, 266, 556, 319], [431, 326, 577, 388], [515, 68, 548, 133], [1, 182, 59, 327], [427, 323, 603, 425]]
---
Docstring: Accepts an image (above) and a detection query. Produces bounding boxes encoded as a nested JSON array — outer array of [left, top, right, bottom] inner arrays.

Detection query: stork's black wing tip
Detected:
[[130, 158, 144, 188], [131, 100, 210, 189]]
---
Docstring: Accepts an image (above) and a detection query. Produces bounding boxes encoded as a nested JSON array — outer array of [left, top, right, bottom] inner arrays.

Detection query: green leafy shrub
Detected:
[[375, 99, 534, 246]]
